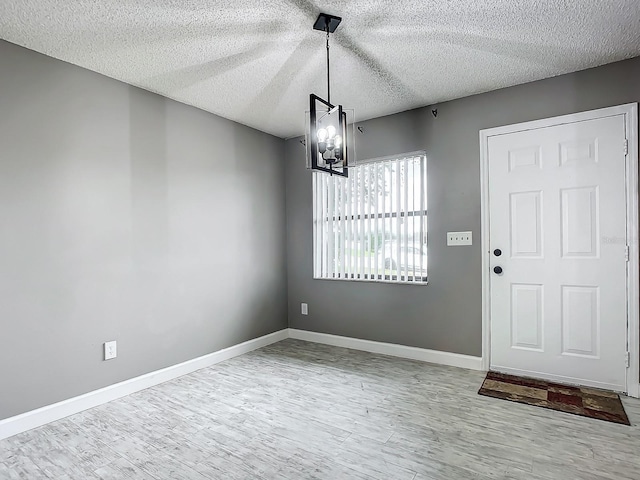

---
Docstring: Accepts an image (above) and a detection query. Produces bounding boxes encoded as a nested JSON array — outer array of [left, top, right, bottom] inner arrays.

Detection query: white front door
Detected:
[[488, 113, 629, 392]]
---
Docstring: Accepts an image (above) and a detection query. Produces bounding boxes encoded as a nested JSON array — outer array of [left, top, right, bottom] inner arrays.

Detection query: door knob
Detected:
[[493, 249, 502, 256], [493, 266, 503, 274]]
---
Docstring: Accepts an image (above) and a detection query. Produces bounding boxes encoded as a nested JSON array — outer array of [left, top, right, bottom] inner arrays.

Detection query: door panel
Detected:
[[489, 114, 627, 392], [561, 285, 599, 357], [561, 187, 598, 258], [510, 283, 544, 351], [510, 191, 543, 257]]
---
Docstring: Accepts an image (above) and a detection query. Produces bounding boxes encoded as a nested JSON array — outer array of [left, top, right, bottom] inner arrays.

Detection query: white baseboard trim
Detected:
[[0, 329, 288, 441], [289, 329, 483, 371]]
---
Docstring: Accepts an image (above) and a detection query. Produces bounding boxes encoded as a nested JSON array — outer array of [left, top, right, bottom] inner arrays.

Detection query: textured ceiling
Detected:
[[1, 1, 639, 138]]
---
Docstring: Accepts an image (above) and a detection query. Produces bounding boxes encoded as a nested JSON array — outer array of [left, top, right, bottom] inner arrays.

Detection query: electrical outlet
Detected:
[[104, 341, 117, 360], [301, 303, 308, 315], [447, 231, 473, 246]]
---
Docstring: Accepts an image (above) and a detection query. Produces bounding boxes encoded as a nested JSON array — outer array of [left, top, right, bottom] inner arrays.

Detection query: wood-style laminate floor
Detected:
[[1, 339, 639, 479]]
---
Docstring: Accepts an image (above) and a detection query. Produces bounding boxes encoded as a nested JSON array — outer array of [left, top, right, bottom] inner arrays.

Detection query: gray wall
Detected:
[[0, 40, 287, 420], [286, 56, 640, 357]]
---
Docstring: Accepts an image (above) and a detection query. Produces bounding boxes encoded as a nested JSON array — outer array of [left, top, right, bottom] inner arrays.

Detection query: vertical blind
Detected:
[[313, 153, 428, 283]]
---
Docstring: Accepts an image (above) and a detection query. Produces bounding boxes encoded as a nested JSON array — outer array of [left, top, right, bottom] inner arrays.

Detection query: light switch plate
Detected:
[[104, 341, 117, 360], [301, 303, 308, 315], [447, 231, 473, 246]]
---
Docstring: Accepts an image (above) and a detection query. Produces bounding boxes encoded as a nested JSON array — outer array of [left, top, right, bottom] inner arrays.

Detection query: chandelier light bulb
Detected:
[[334, 134, 342, 147], [327, 125, 336, 139], [317, 128, 328, 141]]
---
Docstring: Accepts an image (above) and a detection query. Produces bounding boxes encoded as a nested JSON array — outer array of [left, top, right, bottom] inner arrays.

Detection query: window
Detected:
[[313, 152, 427, 284]]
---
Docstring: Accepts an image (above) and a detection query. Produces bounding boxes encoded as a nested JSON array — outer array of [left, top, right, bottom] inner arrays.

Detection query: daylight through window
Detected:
[[313, 152, 427, 283]]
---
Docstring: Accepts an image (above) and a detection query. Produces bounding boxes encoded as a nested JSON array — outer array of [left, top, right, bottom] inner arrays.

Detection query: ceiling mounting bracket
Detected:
[[313, 13, 342, 33]]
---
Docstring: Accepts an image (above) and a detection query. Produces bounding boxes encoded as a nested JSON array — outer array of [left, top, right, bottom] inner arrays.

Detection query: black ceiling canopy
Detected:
[[313, 13, 342, 33]]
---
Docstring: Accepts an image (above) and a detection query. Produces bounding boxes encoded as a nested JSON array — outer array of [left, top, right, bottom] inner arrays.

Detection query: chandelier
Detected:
[[306, 13, 352, 177]]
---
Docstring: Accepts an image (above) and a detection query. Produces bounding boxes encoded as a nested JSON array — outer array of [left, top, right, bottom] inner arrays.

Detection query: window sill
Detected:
[[312, 275, 428, 286]]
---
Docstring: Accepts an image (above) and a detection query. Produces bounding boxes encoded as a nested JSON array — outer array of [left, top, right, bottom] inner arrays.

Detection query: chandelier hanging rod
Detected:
[[326, 22, 330, 104], [313, 13, 342, 105]]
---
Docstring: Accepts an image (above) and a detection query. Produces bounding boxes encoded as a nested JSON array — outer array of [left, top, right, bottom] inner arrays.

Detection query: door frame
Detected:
[[479, 103, 639, 397]]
